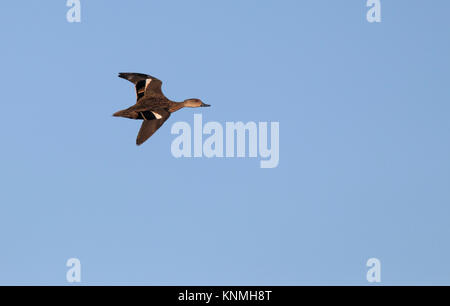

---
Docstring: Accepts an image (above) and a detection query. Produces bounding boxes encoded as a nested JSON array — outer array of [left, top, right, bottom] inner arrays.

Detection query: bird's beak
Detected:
[[201, 103, 211, 107]]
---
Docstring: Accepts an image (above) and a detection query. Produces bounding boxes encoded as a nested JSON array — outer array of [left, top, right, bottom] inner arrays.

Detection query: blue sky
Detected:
[[0, 0, 449, 285]]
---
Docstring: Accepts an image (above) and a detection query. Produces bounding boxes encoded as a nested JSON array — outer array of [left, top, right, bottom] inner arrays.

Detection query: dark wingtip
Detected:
[[118, 72, 131, 80], [136, 136, 144, 146]]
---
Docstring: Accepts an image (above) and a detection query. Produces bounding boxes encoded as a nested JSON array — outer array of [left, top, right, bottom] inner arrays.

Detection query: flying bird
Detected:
[[113, 73, 210, 145]]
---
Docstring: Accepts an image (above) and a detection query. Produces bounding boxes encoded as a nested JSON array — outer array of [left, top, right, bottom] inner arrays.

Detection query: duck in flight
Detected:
[[113, 73, 210, 145]]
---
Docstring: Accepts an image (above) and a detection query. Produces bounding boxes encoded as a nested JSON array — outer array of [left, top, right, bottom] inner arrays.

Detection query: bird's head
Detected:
[[183, 98, 210, 108]]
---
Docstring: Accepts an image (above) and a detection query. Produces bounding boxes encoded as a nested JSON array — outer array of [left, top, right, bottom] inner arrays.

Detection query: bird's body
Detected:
[[114, 73, 209, 145]]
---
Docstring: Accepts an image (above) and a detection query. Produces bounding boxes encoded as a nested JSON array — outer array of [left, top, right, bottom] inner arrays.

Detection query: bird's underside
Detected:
[[114, 73, 172, 145]]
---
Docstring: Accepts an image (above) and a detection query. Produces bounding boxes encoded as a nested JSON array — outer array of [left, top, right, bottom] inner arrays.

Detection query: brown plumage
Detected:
[[113, 73, 210, 145]]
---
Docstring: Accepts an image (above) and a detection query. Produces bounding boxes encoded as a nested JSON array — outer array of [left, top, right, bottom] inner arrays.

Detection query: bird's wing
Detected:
[[118, 72, 165, 101], [136, 109, 171, 145]]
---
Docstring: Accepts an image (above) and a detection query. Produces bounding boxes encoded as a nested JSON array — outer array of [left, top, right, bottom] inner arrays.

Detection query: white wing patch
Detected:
[[151, 111, 163, 119], [145, 78, 152, 90]]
